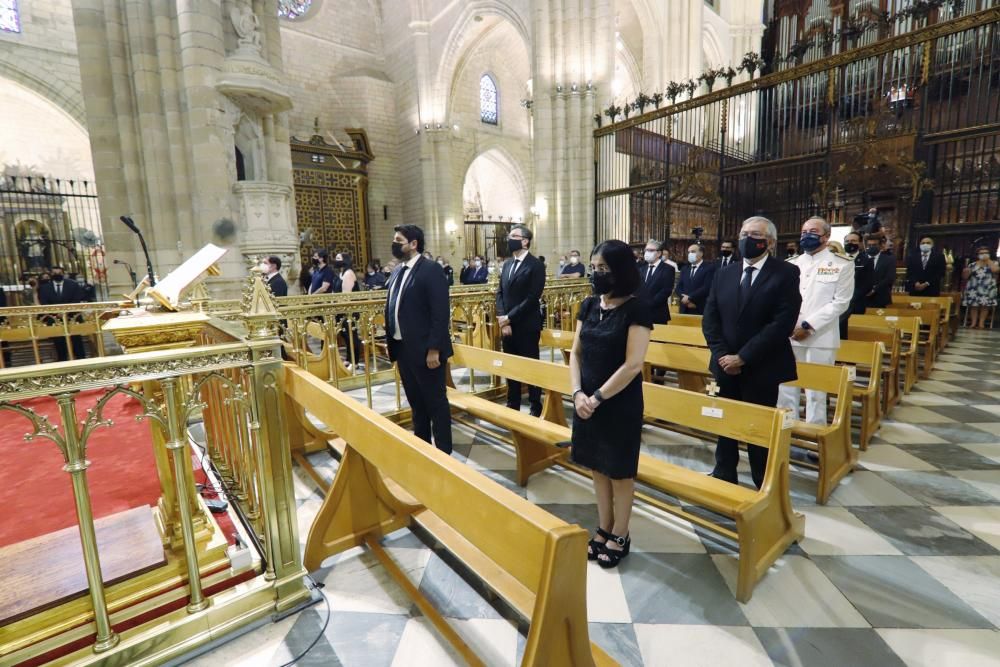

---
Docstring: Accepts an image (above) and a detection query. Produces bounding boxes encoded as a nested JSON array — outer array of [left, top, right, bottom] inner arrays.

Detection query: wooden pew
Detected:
[[847, 325, 901, 412], [870, 304, 941, 378], [286, 366, 614, 667], [646, 326, 883, 451], [893, 295, 953, 349], [850, 314, 922, 392], [641, 343, 855, 504], [447, 345, 802, 602]]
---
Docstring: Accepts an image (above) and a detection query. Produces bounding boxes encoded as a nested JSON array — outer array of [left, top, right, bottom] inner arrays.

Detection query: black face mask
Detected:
[[866, 246, 880, 257], [786, 247, 797, 256], [52, 274, 64, 282], [844, 242, 860, 255], [312, 258, 320, 266], [333, 260, 345, 269], [740, 236, 769, 260], [508, 238, 523, 255], [391, 242, 405, 260], [720, 249, 733, 258], [590, 271, 614, 295]]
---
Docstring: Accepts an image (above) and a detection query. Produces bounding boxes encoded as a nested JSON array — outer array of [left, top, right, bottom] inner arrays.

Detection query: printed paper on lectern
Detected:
[[147, 244, 227, 310]]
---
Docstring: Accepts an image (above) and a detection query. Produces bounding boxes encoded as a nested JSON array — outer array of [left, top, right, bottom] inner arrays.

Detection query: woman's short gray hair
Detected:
[[742, 216, 778, 242]]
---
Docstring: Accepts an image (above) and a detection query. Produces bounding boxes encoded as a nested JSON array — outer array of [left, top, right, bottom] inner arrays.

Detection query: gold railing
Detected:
[[0, 301, 129, 367], [0, 312, 310, 665]]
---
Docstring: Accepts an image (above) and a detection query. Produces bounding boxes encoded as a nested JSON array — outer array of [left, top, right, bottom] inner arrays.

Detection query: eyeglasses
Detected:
[[739, 232, 768, 240]]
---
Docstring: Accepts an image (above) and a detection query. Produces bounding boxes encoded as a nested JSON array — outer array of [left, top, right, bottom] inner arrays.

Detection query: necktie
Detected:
[[55, 283, 62, 297], [646, 265, 654, 283], [922, 253, 928, 269], [739, 266, 755, 307], [691, 265, 697, 280], [509, 259, 520, 281], [386, 266, 409, 338]]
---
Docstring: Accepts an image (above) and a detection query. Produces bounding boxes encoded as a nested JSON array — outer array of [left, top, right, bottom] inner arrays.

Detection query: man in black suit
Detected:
[[717, 240, 738, 269], [496, 224, 545, 416], [840, 230, 874, 339], [37, 266, 87, 361], [464, 255, 488, 284], [639, 239, 675, 324], [865, 234, 895, 308], [702, 217, 802, 488], [262, 255, 288, 297], [385, 224, 453, 454], [904, 236, 946, 297], [676, 243, 717, 315]]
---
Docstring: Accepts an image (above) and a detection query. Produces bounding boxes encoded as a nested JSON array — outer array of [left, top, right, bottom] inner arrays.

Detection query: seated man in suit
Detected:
[[638, 239, 675, 324], [703, 217, 801, 488], [37, 266, 87, 361], [385, 224, 453, 454], [864, 234, 895, 308], [675, 244, 717, 315], [559, 249, 586, 278], [496, 225, 546, 416], [464, 255, 488, 284], [261, 255, 288, 297], [905, 236, 946, 297]]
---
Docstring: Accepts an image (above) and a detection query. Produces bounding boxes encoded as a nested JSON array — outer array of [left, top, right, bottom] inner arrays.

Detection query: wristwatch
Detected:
[[593, 389, 605, 404], [801, 321, 813, 331]]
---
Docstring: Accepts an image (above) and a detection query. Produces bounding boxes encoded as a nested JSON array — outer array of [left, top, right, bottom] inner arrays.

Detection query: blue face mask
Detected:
[[800, 232, 823, 252]]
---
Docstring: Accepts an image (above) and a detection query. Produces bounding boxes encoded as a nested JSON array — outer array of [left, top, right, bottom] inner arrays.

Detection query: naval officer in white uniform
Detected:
[[777, 216, 854, 425]]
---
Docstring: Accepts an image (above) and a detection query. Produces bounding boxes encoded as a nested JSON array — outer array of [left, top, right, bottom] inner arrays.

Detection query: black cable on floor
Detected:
[[278, 577, 330, 667]]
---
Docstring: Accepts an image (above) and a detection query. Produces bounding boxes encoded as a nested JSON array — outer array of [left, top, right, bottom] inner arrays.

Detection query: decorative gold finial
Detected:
[[241, 271, 280, 339]]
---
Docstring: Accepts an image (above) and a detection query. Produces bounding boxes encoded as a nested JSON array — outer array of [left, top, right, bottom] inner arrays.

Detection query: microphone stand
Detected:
[[119, 216, 156, 287], [113, 259, 138, 287]]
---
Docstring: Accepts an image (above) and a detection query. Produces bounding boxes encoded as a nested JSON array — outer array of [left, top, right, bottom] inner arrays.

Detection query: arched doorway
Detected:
[[462, 148, 528, 262]]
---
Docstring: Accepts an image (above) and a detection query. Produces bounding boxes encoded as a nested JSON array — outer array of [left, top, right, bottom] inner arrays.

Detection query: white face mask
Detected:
[[474, 260, 482, 268], [569, 256, 579, 265], [643, 251, 657, 263], [487, 265, 496, 274], [688, 252, 699, 264], [559, 260, 565, 267], [438, 260, 445, 267], [259, 263, 270, 274], [980, 253, 991, 261], [461, 260, 469, 268], [920, 243, 932, 253]]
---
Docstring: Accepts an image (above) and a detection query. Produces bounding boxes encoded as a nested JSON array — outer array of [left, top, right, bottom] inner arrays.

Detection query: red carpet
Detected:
[[0, 390, 234, 548]]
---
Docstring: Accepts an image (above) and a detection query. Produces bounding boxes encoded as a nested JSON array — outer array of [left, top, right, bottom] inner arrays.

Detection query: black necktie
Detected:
[[509, 259, 520, 281], [739, 266, 755, 306], [386, 265, 409, 338], [646, 265, 654, 283]]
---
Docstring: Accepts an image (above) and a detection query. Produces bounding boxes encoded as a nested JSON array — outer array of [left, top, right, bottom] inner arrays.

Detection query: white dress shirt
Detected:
[[391, 254, 421, 341], [741, 253, 768, 286]]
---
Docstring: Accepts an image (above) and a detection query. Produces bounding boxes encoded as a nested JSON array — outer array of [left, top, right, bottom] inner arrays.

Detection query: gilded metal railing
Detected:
[[0, 301, 128, 367], [0, 309, 309, 664], [594, 6, 1000, 255]]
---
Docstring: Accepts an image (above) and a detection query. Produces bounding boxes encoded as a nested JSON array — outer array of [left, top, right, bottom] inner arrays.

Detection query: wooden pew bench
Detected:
[[893, 295, 954, 349], [850, 314, 921, 394], [447, 345, 803, 602], [287, 366, 614, 667], [847, 325, 901, 412], [870, 304, 941, 379], [642, 343, 855, 504]]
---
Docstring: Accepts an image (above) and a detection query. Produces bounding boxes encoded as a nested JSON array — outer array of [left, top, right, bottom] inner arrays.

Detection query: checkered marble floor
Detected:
[[185, 329, 1000, 667]]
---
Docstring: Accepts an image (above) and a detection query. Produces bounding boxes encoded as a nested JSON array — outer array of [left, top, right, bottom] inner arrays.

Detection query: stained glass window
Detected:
[[0, 0, 21, 33], [278, 0, 312, 20], [480, 74, 499, 125]]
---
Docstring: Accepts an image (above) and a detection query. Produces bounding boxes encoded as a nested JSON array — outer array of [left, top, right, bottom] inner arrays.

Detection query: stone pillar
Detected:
[[71, 0, 297, 299]]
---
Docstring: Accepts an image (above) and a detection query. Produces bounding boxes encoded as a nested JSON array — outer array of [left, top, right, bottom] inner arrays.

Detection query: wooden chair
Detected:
[[447, 345, 804, 602], [286, 367, 614, 667], [835, 340, 884, 450]]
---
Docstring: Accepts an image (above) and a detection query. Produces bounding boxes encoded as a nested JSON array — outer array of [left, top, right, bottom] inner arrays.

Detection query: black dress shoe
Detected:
[[529, 406, 542, 418], [707, 469, 739, 485]]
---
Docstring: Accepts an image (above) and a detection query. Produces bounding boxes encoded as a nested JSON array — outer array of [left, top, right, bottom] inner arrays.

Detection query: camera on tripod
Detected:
[[692, 226, 705, 241]]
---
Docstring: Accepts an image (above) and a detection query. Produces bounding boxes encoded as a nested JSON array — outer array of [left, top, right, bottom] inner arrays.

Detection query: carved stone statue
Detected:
[[230, 5, 262, 56]]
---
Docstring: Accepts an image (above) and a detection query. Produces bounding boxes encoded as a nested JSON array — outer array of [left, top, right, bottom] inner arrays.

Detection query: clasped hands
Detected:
[[497, 315, 513, 338], [718, 354, 744, 376], [574, 392, 601, 420], [791, 326, 813, 341]]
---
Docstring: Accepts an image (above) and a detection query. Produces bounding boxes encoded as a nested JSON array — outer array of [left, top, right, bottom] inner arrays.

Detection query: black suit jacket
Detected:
[[638, 261, 676, 324], [905, 250, 946, 296], [465, 267, 488, 285], [702, 258, 802, 389], [496, 253, 545, 333], [384, 257, 453, 363], [867, 251, 896, 307], [716, 256, 739, 270], [846, 253, 874, 317], [676, 262, 717, 315], [38, 279, 85, 305], [266, 273, 288, 298]]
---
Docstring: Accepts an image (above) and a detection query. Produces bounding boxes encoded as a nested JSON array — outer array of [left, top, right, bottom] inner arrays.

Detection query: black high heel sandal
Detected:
[[588, 528, 612, 561], [597, 532, 630, 569]]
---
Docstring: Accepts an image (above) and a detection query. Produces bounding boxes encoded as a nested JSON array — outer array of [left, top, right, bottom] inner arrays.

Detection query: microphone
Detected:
[[119, 216, 156, 287]]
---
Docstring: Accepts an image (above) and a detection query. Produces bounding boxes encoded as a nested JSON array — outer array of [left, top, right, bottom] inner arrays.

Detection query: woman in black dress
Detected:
[[570, 240, 652, 568]]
